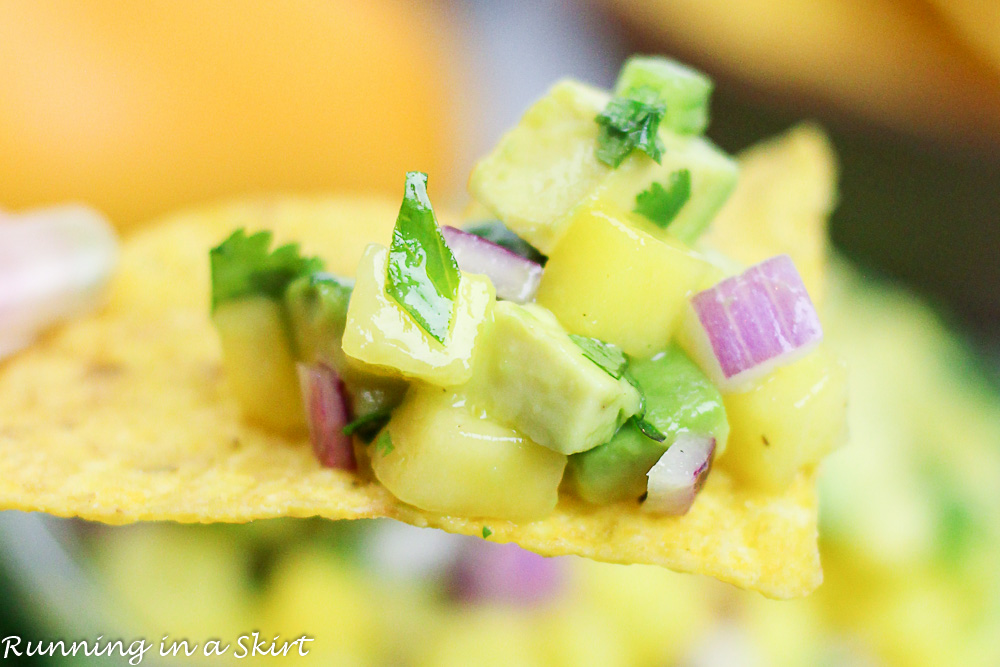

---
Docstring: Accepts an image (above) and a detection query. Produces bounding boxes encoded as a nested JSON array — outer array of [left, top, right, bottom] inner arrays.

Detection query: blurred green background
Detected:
[[1, 1, 998, 665]]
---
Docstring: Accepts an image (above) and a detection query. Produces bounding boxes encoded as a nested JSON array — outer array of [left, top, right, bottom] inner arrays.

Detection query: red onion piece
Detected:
[[449, 539, 564, 606], [296, 362, 356, 470], [0, 205, 118, 361], [687, 255, 822, 391], [644, 433, 715, 515], [441, 226, 542, 303]]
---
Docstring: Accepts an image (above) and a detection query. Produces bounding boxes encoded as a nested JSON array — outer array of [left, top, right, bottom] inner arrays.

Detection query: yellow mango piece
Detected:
[[536, 204, 714, 357], [372, 384, 567, 521], [341, 244, 494, 387], [212, 296, 304, 432], [719, 346, 848, 491]]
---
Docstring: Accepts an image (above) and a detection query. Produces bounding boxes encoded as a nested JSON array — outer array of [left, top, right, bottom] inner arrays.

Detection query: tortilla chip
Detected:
[[704, 123, 837, 303], [0, 126, 835, 599]]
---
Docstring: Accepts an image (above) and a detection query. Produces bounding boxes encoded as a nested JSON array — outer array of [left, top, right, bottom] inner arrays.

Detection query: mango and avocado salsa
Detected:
[[0, 56, 843, 598], [204, 57, 845, 589]]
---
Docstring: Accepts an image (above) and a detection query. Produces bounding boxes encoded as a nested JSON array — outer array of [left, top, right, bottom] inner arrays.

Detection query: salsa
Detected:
[[209, 56, 847, 522]]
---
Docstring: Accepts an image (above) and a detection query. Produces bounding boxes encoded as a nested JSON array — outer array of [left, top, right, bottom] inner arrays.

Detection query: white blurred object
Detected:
[[362, 520, 464, 580], [681, 621, 762, 667], [0, 204, 118, 360]]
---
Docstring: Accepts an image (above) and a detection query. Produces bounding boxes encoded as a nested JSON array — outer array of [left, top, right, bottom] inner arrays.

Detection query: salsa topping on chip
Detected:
[[209, 56, 847, 525]]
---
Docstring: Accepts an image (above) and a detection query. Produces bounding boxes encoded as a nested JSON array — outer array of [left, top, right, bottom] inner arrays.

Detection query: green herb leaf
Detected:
[[570, 334, 628, 380], [463, 220, 547, 265], [634, 169, 691, 228], [210, 229, 323, 311], [386, 172, 461, 344], [633, 416, 667, 442], [342, 409, 392, 442], [595, 88, 666, 168], [375, 429, 394, 457], [482, 526, 492, 539]]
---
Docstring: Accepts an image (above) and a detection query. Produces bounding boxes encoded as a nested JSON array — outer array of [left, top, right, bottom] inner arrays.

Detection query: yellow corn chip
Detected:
[[0, 125, 835, 599], [704, 123, 837, 303]]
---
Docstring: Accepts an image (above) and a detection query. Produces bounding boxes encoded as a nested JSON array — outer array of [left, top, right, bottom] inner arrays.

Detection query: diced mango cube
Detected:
[[341, 244, 494, 387], [718, 346, 848, 491], [536, 204, 715, 357], [371, 383, 567, 521]]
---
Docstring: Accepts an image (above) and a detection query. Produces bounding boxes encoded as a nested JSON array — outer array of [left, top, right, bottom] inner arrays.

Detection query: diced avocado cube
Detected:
[[568, 422, 655, 505], [468, 80, 737, 253], [568, 345, 729, 504], [469, 80, 613, 254], [719, 346, 848, 491], [341, 244, 495, 387], [212, 296, 305, 432], [467, 302, 641, 455], [285, 272, 353, 362], [371, 383, 567, 521], [536, 203, 715, 357], [614, 56, 712, 135], [285, 273, 406, 418], [590, 133, 738, 244]]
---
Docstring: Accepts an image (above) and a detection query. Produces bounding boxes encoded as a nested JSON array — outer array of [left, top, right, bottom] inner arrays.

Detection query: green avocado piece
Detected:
[[285, 273, 406, 420], [567, 345, 729, 504], [590, 131, 738, 244], [468, 79, 736, 252], [285, 272, 353, 362], [614, 56, 713, 136], [467, 302, 641, 455]]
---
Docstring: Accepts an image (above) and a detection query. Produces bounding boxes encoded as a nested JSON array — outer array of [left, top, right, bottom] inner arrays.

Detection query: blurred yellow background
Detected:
[[0, 0, 461, 228]]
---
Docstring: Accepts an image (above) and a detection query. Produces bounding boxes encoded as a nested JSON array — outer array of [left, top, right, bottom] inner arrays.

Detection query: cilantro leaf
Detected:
[[375, 429, 394, 456], [386, 172, 461, 344], [210, 229, 323, 311], [342, 409, 392, 442], [634, 169, 691, 228], [482, 526, 492, 539], [633, 416, 667, 442], [570, 335, 628, 380], [595, 88, 666, 168]]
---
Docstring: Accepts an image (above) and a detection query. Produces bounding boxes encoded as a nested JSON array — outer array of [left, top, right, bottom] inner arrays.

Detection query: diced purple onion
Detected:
[[687, 255, 822, 392], [296, 362, 356, 470], [644, 433, 715, 516], [441, 226, 542, 303], [0, 205, 118, 361], [448, 539, 564, 606]]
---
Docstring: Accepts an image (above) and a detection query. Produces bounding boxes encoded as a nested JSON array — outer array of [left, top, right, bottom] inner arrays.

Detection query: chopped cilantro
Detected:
[[482, 526, 492, 539], [633, 416, 667, 442], [634, 169, 691, 228], [375, 429, 394, 456], [209, 229, 323, 311], [570, 335, 627, 380], [342, 410, 392, 442], [595, 88, 666, 168], [386, 172, 461, 344]]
